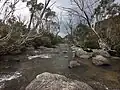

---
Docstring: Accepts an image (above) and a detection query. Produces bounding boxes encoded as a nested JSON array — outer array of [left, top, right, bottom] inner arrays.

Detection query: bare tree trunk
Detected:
[[28, 12, 34, 30]]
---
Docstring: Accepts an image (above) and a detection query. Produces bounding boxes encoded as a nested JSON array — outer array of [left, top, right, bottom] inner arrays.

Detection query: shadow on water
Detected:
[[0, 44, 120, 90]]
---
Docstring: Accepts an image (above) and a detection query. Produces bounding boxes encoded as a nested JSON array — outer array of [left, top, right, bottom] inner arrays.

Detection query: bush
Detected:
[[51, 36, 63, 45], [84, 40, 100, 49], [114, 44, 120, 56], [32, 36, 52, 48]]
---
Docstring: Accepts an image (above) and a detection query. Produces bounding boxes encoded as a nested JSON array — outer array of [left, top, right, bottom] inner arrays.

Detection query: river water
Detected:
[[0, 44, 120, 90]]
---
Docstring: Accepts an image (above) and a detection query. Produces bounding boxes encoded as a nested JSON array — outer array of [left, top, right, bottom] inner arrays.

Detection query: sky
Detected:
[[14, 0, 70, 20], [13, 0, 120, 22], [14, 0, 71, 37], [7, 0, 70, 37]]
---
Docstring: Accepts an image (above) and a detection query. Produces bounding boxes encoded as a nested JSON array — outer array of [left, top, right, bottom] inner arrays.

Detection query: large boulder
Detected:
[[92, 55, 110, 66], [71, 46, 88, 57], [26, 72, 94, 90], [71, 46, 80, 51], [92, 49, 110, 58]]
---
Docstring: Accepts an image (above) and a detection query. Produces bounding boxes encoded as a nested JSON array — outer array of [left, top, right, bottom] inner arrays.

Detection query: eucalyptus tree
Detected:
[[20, 0, 55, 45], [0, 0, 22, 42], [0, 0, 20, 23], [94, 0, 120, 50], [62, 0, 117, 50], [94, 0, 120, 21]]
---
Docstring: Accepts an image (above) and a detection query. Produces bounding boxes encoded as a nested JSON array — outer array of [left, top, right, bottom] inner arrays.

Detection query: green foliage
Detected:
[[74, 24, 90, 40], [0, 20, 62, 55], [45, 8, 56, 19], [27, 1, 44, 12], [73, 24, 90, 46], [0, 22, 9, 38], [0, 21, 28, 55], [42, 32, 62, 46], [72, 23, 99, 49], [84, 40, 100, 49], [0, 0, 59, 56], [26, 0, 56, 19], [26, 32, 63, 49], [114, 43, 120, 56], [32, 36, 52, 48], [51, 36, 63, 45], [95, 15, 120, 52]]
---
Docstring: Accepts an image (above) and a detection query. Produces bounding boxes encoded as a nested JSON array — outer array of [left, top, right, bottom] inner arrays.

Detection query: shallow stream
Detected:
[[0, 44, 120, 90]]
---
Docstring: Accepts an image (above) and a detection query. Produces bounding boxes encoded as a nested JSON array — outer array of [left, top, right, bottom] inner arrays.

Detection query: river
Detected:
[[0, 44, 120, 90]]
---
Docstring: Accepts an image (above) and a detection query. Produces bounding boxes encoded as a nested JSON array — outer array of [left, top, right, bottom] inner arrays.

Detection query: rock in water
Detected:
[[92, 49, 110, 58], [71, 46, 88, 57], [84, 48, 93, 52], [92, 55, 110, 66], [25, 72, 94, 90], [68, 61, 80, 68], [80, 55, 92, 59]]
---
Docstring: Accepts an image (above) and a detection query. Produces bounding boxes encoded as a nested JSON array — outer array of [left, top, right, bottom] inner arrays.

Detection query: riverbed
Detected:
[[0, 44, 120, 90]]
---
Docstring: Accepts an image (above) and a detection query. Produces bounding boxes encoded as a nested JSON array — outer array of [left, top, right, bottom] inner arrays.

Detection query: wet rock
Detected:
[[26, 47, 35, 50], [84, 48, 93, 52], [92, 49, 110, 58], [71, 46, 93, 59], [88, 81, 109, 90], [68, 61, 80, 68], [64, 56, 68, 58], [71, 46, 88, 57], [76, 49, 86, 55], [79, 54, 92, 59], [38, 46, 46, 50], [71, 46, 79, 51], [92, 55, 110, 66], [25, 72, 94, 90], [63, 51, 68, 53]]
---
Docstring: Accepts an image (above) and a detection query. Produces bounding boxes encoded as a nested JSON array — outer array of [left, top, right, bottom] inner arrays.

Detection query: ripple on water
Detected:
[[28, 54, 52, 60], [0, 71, 22, 83]]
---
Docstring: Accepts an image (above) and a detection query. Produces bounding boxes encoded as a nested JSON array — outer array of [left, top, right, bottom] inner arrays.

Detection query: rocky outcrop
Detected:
[[92, 55, 110, 66], [26, 72, 94, 90]]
